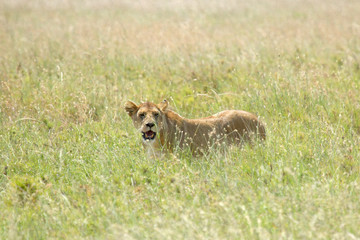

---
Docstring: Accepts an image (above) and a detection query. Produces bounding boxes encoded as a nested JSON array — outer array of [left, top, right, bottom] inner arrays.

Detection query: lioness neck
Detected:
[[160, 110, 187, 148], [164, 110, 185, 125]]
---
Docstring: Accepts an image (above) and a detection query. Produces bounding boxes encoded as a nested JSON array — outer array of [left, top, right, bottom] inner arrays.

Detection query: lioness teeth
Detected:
[[142, 130, 156, 140]]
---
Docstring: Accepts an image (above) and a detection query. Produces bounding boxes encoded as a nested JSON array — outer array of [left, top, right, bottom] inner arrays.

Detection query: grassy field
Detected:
[[1, 0, 360, 239]]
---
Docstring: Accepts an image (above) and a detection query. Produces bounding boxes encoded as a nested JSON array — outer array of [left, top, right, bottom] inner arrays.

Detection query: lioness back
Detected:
[[215, 110, 266, 141], [182, 110, 265, 150]]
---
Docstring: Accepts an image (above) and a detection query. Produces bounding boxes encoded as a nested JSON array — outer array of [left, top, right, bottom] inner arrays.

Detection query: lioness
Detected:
[[125, 100, 265, 157]]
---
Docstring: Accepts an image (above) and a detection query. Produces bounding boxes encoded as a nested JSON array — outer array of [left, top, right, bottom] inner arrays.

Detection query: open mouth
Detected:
[[142, 130, 156, 141]]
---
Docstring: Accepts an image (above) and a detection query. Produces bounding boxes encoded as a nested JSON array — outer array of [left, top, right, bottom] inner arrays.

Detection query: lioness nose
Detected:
[[146, 123, 155, 128]]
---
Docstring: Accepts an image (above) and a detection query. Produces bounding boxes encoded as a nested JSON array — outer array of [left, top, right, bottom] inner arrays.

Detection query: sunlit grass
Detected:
[[0, 0, 360, 239]]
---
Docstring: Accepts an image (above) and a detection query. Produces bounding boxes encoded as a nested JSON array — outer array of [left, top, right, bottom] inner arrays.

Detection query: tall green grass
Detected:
[[1, 0, 360, 239]]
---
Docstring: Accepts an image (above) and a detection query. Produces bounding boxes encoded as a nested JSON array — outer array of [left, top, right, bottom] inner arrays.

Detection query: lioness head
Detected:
[[124, 100, 168, 143]]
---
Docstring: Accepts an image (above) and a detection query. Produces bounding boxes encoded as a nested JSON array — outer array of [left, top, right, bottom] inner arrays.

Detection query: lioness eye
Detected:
[[154, 113, 159, 118], [139, 113, 145, 119]]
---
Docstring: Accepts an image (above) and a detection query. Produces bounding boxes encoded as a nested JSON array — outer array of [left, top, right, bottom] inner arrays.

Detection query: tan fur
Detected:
[[125, 100, 265, 157]]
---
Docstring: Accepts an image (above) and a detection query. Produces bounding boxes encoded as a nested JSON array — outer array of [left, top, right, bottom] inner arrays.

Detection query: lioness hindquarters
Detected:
[[221, 110, 266, 143]]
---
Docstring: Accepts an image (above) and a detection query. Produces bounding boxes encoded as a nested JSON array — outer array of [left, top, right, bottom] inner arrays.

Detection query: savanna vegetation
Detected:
[[0, 0, 360, 239]]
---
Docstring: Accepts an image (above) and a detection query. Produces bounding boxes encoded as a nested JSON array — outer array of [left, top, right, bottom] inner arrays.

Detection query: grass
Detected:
[[0, 0, 360, 239]]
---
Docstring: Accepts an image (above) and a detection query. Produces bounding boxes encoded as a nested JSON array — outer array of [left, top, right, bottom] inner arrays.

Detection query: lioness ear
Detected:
[[158, 99, 168, 111], [124, 101, 139, 116]]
